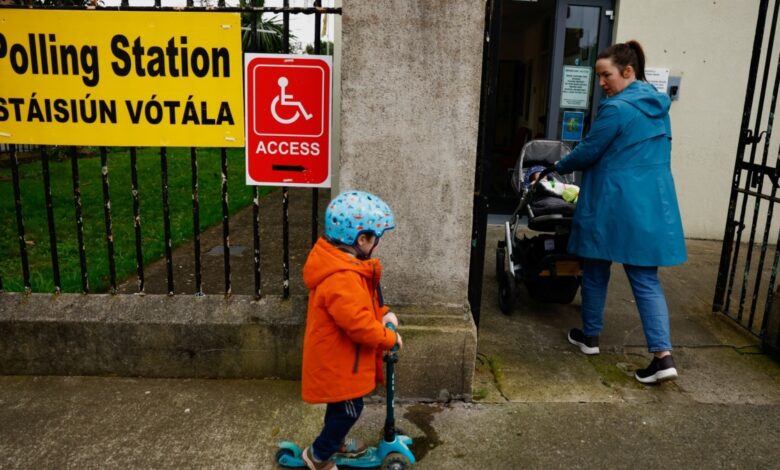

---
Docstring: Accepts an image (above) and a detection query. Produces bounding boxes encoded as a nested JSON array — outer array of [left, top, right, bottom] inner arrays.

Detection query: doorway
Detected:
[[468, 0, 614, 327], [484, 0, 614, 214]]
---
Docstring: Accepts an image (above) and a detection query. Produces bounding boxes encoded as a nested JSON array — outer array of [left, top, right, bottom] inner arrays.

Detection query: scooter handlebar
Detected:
[[386, 323, 400, 353]]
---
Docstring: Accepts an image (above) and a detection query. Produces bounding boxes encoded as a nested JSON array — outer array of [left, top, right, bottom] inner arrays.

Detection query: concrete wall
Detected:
[[339, 0, 485, 305], [615, 0, 760, 239], [0, 293, 476, 401]]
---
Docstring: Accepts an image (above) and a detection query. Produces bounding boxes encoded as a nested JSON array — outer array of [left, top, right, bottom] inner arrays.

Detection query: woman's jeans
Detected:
[[312, 398, 364, 461], [581, 258, 672, 352]]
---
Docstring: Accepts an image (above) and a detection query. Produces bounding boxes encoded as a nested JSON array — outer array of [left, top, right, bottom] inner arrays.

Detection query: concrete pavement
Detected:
[[2, 226, 780, 469]]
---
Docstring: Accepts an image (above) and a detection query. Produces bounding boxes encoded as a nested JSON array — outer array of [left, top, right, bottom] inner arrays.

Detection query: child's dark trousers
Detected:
[[312, 398, 365, 461]]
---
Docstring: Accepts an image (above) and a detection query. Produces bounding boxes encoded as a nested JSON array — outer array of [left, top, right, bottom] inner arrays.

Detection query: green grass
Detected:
[[0, 147, 271, 293], [485, 354, 505, 394]]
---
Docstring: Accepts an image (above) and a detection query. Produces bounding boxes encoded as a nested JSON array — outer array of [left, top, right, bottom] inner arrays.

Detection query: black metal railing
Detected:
[[714, 0, 780, 355], [0, 144, 38, 154], [0, 1, 340, 299]]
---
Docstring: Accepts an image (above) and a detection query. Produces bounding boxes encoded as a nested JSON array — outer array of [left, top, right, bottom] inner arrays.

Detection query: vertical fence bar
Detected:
[[311, 0, 322, 247], [41, 148, 61, 293], [715, 0, 770, 312], [160, 147, 174, 295], [70, 147, 89, 293], [282, 189, 290, 298], [100, 147, 118, 294], [191, 148, 203, 295], [220, 148, 232, 296], [254, 187, 263, 299], [251, 1, 262, 300], [130, 147, 145, 293], [282, 0, 291, 299], [10, 145, 31, 293], [736, 0, 780, 323]]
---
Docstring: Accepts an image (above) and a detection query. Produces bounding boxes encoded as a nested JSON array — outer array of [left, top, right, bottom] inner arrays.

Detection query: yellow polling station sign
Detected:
[[0, 9, 244, 147]]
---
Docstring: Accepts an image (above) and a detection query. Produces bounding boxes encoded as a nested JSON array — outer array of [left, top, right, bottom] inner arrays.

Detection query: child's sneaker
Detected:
[[302, 447, 338, 470], [567, 328, 600, 355], [635, 355, 678, 384], [335, 437, 368, 457]]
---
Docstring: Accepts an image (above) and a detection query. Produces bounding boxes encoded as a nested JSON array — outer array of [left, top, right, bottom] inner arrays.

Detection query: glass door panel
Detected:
[[547, 0, 614, 142]]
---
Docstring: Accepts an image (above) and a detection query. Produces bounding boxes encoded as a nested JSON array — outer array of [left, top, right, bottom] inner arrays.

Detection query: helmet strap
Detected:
[[354, 237, 380, 260]]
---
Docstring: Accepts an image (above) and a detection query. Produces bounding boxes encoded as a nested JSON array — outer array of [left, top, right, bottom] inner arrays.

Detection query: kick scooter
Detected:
[[276, 324, 416, 469]]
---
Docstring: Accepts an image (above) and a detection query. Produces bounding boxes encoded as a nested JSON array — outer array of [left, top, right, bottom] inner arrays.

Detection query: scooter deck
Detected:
[[276, 436, 415, 468]]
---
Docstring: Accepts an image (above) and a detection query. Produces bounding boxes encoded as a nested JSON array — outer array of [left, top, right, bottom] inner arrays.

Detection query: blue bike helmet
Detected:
[[325, 190, 396, 245]]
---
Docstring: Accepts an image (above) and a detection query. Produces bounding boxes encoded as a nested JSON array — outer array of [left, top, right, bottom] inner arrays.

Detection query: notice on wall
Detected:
[[561, 111, 584, 142], [0, 9, 245, 147], [645, 67, 670, 93], [560, 65, 592, 109]]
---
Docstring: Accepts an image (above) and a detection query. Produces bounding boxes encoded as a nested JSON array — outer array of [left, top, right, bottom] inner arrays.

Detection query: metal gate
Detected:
[[714, 0, 780, 356]]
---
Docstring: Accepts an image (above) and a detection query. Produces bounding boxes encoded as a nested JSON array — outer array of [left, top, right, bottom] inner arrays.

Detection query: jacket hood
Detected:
[[303, 237, 381, 290], [610, 80, 670, 119]]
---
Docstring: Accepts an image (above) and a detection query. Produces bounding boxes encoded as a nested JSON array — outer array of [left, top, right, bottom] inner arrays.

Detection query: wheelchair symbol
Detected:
[[271, 77, 313, 125]]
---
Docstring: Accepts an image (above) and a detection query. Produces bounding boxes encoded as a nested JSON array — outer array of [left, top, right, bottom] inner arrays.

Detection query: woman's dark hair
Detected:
[[597, 40, 646, 81]]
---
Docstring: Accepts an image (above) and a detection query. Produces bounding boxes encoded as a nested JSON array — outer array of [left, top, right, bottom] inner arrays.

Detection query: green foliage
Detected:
[[239, 0, 296, 53], [0, 147, 269, 293], [305, 40, 334, 56]]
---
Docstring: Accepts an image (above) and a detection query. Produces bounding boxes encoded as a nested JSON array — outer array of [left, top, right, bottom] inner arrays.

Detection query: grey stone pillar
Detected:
[[340, 1, 485, 400]]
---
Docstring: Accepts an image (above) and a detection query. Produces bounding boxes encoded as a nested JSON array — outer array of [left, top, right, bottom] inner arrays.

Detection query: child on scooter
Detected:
[[300, 190, 403, 470]]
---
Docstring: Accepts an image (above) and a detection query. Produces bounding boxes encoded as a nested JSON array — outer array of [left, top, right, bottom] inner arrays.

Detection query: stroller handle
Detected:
[[538, 166, 556, 180]]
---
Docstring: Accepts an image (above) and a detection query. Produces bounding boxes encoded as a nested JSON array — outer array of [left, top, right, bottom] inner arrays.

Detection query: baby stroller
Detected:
[[496, 139, 582, 314]]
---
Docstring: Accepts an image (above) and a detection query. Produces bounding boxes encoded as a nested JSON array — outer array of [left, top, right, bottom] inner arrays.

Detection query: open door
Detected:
[[481, 0, 614, 214], [469, 0, 503, 328], [470, 0, 614, 327]]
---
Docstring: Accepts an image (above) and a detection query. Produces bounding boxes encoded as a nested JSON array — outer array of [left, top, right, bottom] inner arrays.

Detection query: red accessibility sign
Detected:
[[245, 54, 332, 187]]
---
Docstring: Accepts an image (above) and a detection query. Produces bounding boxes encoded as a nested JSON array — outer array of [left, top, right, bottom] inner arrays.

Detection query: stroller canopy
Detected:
[[511, 139, 572, 195]]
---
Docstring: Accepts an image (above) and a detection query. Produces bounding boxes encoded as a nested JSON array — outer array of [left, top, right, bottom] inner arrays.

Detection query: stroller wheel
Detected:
[[495, 241, 506, 280], [525, 277, 580, 304], [498, 269, 516, 314]]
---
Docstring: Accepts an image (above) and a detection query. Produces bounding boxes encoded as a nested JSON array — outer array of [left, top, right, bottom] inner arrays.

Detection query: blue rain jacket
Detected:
[[555, 80, 687, 266]]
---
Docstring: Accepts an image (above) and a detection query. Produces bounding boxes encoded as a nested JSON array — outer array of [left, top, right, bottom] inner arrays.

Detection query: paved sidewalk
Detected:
[[2, 228, 780, 469]]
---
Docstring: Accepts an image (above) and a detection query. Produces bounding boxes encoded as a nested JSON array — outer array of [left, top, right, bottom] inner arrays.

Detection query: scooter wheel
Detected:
[[275, 448, 294, 464], [382, 452, 411, 470]]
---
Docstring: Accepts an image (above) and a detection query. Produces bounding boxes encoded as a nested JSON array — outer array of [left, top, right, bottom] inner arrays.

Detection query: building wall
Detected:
[[615, 0, 760, 239], [340, 0, 485, 305]]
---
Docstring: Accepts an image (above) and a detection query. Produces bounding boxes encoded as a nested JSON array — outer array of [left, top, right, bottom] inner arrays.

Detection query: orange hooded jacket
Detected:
[[301, 237, 398, 404]]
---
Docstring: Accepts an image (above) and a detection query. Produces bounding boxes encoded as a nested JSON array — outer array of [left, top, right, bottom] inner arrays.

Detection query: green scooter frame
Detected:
[[276, 324, 415, 469]]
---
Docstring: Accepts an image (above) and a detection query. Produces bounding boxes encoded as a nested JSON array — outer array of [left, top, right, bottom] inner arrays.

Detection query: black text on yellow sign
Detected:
[[0, 9, 245, 147]]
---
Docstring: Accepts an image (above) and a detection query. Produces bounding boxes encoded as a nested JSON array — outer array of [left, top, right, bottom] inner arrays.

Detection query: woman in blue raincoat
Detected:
[[554, 40, 687, 384]]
